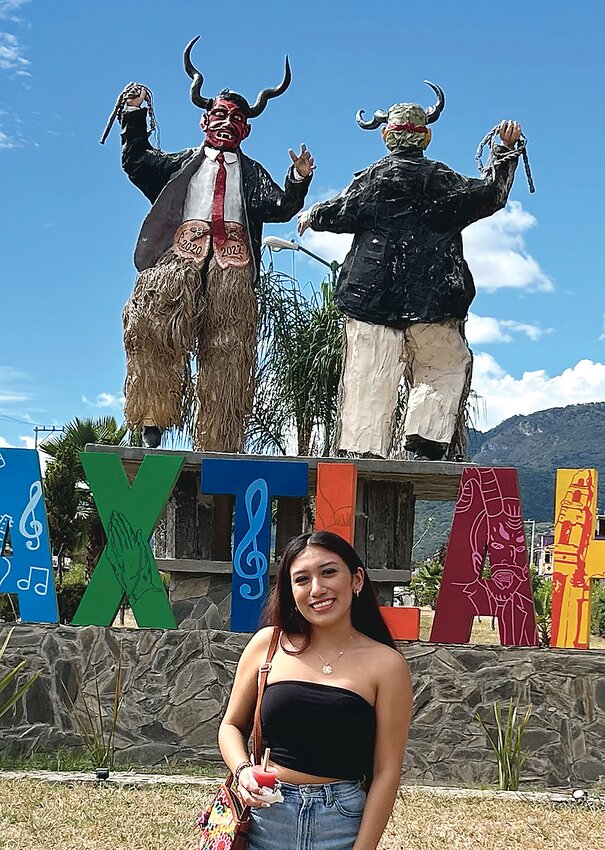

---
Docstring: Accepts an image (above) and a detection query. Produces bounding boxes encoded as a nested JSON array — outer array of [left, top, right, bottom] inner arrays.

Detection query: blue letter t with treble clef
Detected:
[[201, 459, 308, 632]]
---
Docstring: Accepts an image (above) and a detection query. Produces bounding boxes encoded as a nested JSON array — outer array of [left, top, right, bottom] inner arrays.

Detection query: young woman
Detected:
[[218, 531, 413, 850]]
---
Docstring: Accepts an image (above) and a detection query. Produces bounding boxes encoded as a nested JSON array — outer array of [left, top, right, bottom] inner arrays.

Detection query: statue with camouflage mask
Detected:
[[299, 84, 521, 460]]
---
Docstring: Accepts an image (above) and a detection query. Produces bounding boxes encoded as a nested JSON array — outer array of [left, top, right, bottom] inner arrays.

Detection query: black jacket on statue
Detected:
[[120, 107, 311, 278], [308, 146, 517, 328]]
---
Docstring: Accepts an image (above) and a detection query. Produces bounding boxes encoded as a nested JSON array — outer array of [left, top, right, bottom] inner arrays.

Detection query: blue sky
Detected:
[[1, 0, 604, 451]]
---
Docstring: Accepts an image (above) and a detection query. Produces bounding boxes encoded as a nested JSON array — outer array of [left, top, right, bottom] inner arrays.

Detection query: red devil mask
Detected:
[[201, 98, 251, 151]]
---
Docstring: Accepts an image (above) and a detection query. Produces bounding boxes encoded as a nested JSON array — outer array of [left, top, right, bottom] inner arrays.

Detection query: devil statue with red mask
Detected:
[[116, 36, 313, 449], [299, 85, 523, 461]]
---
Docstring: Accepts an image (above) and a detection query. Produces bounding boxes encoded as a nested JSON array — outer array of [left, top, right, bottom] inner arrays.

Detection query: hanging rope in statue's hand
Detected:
[[475, 125, 535, 194], [100, 82, 159, 146]]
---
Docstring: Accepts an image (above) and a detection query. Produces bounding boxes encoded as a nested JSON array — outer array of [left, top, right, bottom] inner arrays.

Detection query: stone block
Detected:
[[171, 577, 211, 603]]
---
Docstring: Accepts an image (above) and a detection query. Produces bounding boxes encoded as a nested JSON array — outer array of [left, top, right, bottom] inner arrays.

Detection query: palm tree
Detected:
[[41, 416, 128, 577], [247, 265, 344, 457]]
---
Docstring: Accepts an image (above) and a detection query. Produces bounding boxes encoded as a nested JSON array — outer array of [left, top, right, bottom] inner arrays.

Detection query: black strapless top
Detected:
[[261, 680, 376, 780]]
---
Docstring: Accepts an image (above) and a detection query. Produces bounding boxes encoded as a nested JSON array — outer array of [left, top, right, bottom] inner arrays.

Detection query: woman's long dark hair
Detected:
[[262, 531, 395, 650]]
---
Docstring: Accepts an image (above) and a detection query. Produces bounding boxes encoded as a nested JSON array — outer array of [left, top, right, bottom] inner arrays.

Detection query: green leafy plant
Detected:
[[61, 645, 124, 770], [476, 697, 532, 790], [533, 581, 553, 647], [248, 266, 344, 457], [591, 581, 605, 639], [411, 558, 444, 609], [55, 563, 89, 624], [0, 628, 40, 718]]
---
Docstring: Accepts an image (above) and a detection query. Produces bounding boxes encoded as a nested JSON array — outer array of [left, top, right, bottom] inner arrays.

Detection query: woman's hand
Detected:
[[237, 766, 279, 808]]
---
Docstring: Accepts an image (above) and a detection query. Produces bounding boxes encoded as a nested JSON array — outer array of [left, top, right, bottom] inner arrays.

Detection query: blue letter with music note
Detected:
[[0, 448, 58, 623], [202, 459, 308, 632]]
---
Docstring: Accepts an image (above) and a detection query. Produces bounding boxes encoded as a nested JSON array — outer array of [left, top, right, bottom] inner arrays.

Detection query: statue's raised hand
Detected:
[[289, 144, 315, 179], [105, 510, 164, 603], [498, 120, 521, 148], [122, 83, 149, 109]]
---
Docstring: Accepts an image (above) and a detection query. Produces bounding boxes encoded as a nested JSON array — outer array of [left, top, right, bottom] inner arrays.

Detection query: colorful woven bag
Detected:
[[195, 627, 280, 850]]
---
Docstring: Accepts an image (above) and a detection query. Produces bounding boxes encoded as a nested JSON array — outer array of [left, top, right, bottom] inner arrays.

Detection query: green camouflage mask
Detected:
[[383, 103, 431, 151]]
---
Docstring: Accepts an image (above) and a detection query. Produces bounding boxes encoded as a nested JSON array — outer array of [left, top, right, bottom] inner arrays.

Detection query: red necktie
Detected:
[[211, 152, 227, 246]]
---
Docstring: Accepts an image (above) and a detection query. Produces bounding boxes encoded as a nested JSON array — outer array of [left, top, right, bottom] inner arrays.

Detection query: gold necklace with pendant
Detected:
[[317, 632, 355, 675]]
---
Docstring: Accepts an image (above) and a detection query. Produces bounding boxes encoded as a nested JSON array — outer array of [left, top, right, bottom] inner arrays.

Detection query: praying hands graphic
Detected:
[[105, 511, 165, 603]]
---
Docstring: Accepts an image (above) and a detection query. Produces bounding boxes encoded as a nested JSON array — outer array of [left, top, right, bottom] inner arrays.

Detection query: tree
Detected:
[[41, 417, 128, 577], [247, 265, 344, 457]]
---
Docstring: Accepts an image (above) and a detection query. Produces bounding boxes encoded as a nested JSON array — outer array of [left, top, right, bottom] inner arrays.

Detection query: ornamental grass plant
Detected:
[[60, 644, 124, 770], [0, 627, 40, 719], [476, 696, 532, 791]]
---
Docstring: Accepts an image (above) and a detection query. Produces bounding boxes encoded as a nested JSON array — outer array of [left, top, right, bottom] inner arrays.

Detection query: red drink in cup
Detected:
[[252, 765, 277, 790], [253, 748, 277, 790]]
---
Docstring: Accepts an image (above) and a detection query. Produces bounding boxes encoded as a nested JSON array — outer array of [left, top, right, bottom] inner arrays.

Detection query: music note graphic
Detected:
[[0, 452, 5, 468], [19, 481, 44, 552], [17, 565, 50, 596], [233, 478, 269, 600]]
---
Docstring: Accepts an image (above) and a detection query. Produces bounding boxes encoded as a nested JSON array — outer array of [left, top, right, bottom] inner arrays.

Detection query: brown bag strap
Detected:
[[252, 626, 281, 764]]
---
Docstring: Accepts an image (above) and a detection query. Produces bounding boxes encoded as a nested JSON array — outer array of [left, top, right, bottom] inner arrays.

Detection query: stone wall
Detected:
[[1, 623, 604, 788]]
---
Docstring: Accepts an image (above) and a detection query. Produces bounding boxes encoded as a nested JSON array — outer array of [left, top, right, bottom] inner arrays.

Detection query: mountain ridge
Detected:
[[413, 401, 605, 560]]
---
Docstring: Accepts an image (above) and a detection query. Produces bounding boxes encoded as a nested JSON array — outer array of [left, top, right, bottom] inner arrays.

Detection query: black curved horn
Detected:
[[424, 80, 445, 124], [247, 56, 291, 118], [355, 108, 388, 130], [184, 36, 213, 111]]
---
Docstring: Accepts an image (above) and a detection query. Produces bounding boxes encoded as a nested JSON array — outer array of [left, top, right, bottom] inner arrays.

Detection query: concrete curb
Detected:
[[1, 770, 604, 806]]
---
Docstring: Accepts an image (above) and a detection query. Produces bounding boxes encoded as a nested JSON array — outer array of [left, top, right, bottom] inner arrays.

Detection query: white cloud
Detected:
[[82, 392, 125, 409], [0, 128, 17, 148], [466, 312, 551, 345], [463, 202, 553, 292], [472, 355, 605, 430], [0, 433, 47, 473], [0, 31, 28, 71], [0, 364, 28, 402], [0, 0, 30, 21], [301, 229, 353, 265]]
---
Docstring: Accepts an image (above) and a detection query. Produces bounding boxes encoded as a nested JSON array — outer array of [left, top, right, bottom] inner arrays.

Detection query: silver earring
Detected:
[[355, 588, 361, 597]]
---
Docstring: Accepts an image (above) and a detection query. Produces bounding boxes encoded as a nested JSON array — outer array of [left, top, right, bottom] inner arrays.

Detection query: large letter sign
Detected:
[[202, 459, 308, 632], [72, 452, 183, 628], [315, 462, 357, 544], [0, 448, 58, 623], [551, 469, 605, 649], [431, 467, 538, 646]]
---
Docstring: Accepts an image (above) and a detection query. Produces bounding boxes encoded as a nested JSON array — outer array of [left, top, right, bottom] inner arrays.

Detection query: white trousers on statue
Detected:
[[338, 318, 472, 457]]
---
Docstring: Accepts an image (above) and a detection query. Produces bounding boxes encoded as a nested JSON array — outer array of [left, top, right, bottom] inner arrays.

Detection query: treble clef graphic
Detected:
[[19, 481, 43, 552], [233, 478, 269, 600]]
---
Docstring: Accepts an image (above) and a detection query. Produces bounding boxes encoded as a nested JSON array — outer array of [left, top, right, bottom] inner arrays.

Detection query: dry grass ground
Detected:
[[1, 779, 604, 850], [419, 608, 605, 649], [115, 608, 605, 649]]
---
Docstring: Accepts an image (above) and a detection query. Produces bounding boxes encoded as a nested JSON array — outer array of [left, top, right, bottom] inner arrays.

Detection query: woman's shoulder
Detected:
[[358, 634, 409, 674], [242, 626, 278, 658]]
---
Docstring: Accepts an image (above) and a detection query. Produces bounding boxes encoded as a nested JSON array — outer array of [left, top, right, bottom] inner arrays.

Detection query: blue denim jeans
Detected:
[[247, 780, 366, 850]]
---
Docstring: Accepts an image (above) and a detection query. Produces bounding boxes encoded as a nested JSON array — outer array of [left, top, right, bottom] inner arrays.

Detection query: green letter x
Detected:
[[72, 452, 183, 628]]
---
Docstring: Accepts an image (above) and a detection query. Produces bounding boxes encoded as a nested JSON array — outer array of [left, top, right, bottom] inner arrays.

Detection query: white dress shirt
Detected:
[[183, 147, 244, 224]]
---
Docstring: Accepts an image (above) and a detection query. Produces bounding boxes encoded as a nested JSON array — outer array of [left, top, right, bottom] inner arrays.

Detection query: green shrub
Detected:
[[410, 558, 443, 609], [56, 563, 88, 624], [591, 581, 605, 638]]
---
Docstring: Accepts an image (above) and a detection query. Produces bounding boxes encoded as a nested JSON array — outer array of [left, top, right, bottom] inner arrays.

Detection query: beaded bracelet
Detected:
[[234, 760, 252, 786]]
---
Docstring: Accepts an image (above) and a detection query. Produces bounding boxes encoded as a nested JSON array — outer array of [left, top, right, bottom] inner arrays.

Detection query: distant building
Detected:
[[537, 515, 605, 578], [537, 533, 554, 577]]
